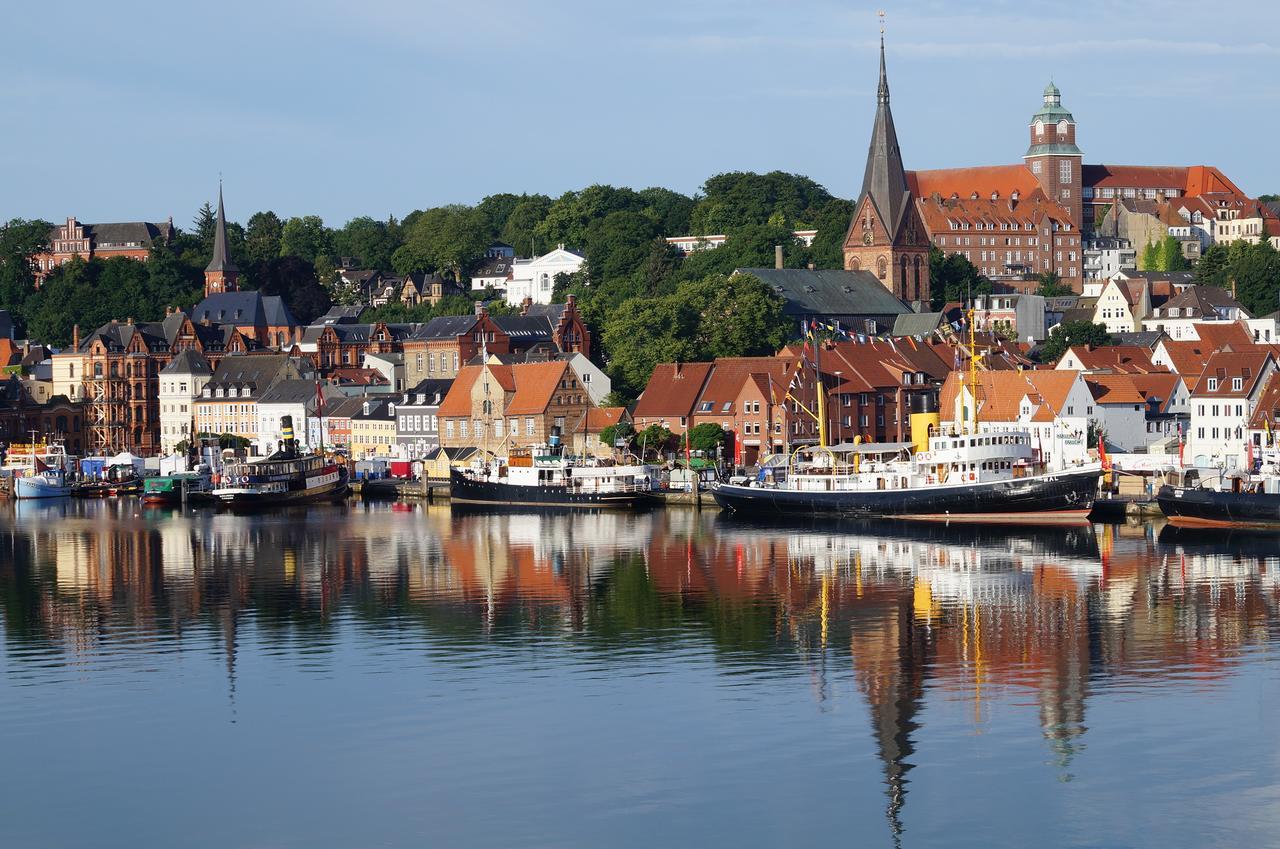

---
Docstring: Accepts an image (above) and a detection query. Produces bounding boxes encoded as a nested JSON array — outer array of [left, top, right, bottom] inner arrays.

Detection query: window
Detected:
[[1232, 377, 1243, 392], [1208, 378, 1218, 391], [1059, 160, 1072, 181], [460, 420, 468, 438], [446, 420, 455, 438], [1032, 160, 1042, 174], [526, 417, 535, 435]]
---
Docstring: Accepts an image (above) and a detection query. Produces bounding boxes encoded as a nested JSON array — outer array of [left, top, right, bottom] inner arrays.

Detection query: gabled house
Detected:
[[1055, 344, 1158, 374], [437, 360, 592, 452], [1186, 350, 1275, 468], [504, 246, 586, 306], [1092, 276, 1151, 333], [939, 370, 1093, 469]]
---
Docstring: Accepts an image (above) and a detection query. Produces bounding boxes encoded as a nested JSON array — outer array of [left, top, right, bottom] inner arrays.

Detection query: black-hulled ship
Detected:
[[450, 429, 656, 509], [212, 416, 348, 509], [712, 428, 1101, 524], [1157, 463, 1280, 528]]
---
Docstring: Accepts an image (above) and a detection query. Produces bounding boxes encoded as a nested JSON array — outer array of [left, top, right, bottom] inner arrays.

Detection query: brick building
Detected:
[[32, 217, 173, 283], [437, 360, 592, 453]]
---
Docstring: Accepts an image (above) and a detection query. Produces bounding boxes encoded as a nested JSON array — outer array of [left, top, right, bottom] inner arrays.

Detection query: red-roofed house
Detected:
[[939, 369, 1093, 468], [1092, 276, 1151, 333], [1186, 350, 1275, 468], [1055, 344, 1158, 374], [437, 359, 590, 452]]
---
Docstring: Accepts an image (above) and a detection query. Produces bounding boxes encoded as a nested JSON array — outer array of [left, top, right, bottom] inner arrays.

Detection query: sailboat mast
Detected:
[[967, 306, 979, 436]]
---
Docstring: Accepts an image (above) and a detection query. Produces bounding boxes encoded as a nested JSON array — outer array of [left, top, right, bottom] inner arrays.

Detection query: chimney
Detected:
[[126, 317, 133, 325], [474, 299, 484, 316], [774, 245, 784, 270], [1232, 278, 1238, 300], [521, 296, 533, 316], [72, 324, 80, 350], [807, 262, 815, 270], [674, 361, 682, 379]]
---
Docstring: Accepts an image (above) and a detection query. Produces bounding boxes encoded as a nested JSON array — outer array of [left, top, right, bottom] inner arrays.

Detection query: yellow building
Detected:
[[350, 398, 398, 459]]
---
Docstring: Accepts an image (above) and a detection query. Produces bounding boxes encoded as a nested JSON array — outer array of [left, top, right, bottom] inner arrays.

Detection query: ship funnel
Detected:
[[281, 415, 298, 457], [909, 392, 940, 454], [549, 425, 562, 454]]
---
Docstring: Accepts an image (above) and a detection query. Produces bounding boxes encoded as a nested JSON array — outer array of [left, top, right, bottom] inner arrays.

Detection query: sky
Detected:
[[2, 0, 1277, 229]]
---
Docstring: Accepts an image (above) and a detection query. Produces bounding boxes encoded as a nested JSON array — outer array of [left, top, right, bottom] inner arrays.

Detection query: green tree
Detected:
[[333, 216, 401, 270], [279, 215, 333, 263], [192, 202, 216, 250], [638, 187, 695, 235], [689, 171, 832, 235], [635, 424, 673, 459], [598, 420, 636, 450], [583, 210, 659, 281], [245, 211, 284, 270], [1039, 320, 1112, 363], [397, 206, 489, 279], [476, 193, 523, 237], [1035, 271, 1073, 297], [0, 218, 52, 331], [1196, 242, 1231, 287], [1159, 235, 1189, 272], [1139, 241, 1160, 271], [929, 246, 992, 307], [1229, 240, 1280, 317], [253, 256, 332, 325], [500, 195, 553, 255], [807, 198, 857, 269], [687, 422, 727, 453]]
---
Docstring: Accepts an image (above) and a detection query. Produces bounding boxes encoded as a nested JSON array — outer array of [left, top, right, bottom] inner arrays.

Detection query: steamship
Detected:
[[451, 428, 657, 509], [712, 319, 1102, 524], [212, 416, 349, 509]]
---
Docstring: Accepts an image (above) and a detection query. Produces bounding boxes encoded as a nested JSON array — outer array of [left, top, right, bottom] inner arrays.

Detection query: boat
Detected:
[[211, 415, 349, 509], [450, 430, 658, 509], [711, 309, 1102, 525], [1156, 461, 1280, 528], [7, 440, 73, 500], [142, 469, 215, 506]]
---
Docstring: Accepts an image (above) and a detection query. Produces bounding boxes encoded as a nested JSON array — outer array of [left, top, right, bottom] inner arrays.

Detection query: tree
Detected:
[[279, 215, 333, 263], [1139, 241, 1160, 271], [689, 171, 833, 235], [600, 272, 790, 397], [635, 424, 673, 459], [245, 211, 284, 270], [807, 198, 857, 269], [397, 206, 489, 278], [1039, 320, 1112, 363], [1196, 242, 1231, 288], [1229, 240, 1280, 317], [637, 187, 695, 235], [1035, 271, 1073, 297], [929, 246, 991, 307], [253, 256, 332, 325], [1159, 235, 1189, 272], [333, 216, 401, 271], [500, 195, 553, 256], [0, 218, 52, 331], [687, 422, 727, 453], [583, 210, 659, 281], [192, 202, 216, 250], [598, 420, 635, 450]]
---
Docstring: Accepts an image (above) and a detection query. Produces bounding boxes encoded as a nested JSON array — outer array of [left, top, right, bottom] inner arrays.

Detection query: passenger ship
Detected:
[[451, 429, 657, 509], [212, 416, 348, 509], [712, 315, 1102, 524]]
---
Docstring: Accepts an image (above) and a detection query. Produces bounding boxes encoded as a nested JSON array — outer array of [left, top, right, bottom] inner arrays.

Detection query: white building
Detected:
[[565, 352, 610, 406], [158, 351, 212, 454], [504, 246, 586, 307], [255, 379, 322, 455], [1141, 286, 1254, 341], [939, 370, 1094, 469], [1082, 238, 1136, 281], [1092, 276, 1151, 333], [1186, 350, 1274, 469]]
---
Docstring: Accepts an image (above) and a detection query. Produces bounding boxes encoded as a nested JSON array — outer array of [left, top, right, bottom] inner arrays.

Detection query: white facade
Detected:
[[256, 401, 316, 455], [159, 365, 212, 454], [1093, 277, 1150, 333], [1187, 359, 1276, 469], [49, 353, 85, 403], [504, 247, 586, 306], [565, 353, 610, 406], [942, 380, 1093, 470]]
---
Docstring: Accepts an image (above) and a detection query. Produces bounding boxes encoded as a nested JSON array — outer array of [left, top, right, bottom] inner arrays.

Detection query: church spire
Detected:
[[204, 181, 239, 296], [860, 20, 909, 238]]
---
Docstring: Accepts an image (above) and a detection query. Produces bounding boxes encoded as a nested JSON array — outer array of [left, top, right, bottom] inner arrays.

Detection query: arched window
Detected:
[[876, 256, 887, 279], [899, 256, 909, 294], [913, 256, 923, 300]]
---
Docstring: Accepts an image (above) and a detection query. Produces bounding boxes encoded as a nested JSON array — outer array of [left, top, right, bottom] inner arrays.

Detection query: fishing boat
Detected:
[[6, 439, 73, 500], [142, 469, 215, 506], [211, 415, 348, 509], [105, 462, 144, 497], [450, 429, 658, 509], [711, 310, 1102, 525]]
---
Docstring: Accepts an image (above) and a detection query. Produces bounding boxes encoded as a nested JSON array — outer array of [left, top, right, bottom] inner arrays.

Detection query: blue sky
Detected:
[[2, 0, 1276, 228]]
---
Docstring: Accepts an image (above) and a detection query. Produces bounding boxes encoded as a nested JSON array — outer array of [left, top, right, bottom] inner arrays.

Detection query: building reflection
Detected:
[[4, 503, 1280, 842]]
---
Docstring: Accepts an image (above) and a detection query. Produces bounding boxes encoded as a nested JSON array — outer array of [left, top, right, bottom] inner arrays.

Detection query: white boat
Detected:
[[9, 440, 73, 499]]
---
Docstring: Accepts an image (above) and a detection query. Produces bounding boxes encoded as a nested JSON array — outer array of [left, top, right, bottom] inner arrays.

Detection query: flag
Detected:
[[1247, 438, 1255, 471], [315, 379, 326, 413], [1098, 430, 1109, 471], [1266, 415, 1272, 447], [1177, 421, 1185, 466]]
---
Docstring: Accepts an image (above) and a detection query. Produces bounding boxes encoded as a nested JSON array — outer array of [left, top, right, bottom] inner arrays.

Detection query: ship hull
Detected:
[[449, 469, 654, 509], [214, 467, 349, 510], [14, 476, 71, 499], [1157, 485, 1280, 528], [712, 466, 1101, 524]]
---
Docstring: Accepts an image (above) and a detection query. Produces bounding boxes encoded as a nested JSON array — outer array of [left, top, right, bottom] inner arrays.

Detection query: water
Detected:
[[2, 500, 1279, 849]]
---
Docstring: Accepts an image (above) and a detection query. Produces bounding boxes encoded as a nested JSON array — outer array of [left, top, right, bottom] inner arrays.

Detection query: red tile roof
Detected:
[[907, 165, 1043, 200], [1085, 374, 1145, 405], [1061, 344, 1158, 373], [1128, 372, 1184, 414], [1247, 372, 1280, 429], [506, 360, 570, 415], [940, 370, 1082, 423], [1189, 351, 1272, 398], [694, 357, 798, 415], [633, 362, 715, 420], [437, 365, 482, 417]]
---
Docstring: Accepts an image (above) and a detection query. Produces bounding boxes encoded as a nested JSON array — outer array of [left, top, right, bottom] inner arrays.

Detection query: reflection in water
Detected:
[[2, 501, 1279, 848]]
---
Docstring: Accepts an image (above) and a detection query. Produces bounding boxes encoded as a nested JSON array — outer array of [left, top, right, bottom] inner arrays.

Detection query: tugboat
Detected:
[[212, 415, 349, 509], [450, 428, 657, 509], [1157, 449, 1280, 528], [712, 315, 1102, 524]]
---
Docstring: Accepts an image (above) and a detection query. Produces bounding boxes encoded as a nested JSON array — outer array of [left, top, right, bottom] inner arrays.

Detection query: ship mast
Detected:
[[816, 334, 828, 448], [967, 306, 979, 435]]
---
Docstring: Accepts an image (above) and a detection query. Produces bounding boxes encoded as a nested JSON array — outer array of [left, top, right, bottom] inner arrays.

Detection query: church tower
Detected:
[[842, 32, 931, 306], [1025, 82, 1083, 228], [204, 184, 239, 297]]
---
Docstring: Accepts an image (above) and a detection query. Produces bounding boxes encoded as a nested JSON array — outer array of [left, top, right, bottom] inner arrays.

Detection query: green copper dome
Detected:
[[1044, 81, 1060, 98]]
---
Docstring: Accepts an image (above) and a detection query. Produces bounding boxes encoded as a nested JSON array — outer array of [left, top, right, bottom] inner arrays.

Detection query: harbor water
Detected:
[[2, 500, 1279, 848]]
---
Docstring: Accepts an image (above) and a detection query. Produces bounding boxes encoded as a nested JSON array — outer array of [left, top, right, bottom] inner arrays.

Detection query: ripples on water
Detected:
[[2, 499, 1280, 848]]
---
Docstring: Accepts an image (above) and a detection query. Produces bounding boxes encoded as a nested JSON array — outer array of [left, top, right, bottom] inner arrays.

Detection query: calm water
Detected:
[[2, 501, 1279, 849]]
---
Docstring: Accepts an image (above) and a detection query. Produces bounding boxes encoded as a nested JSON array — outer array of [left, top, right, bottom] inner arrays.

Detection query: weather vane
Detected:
[[879, 9, 885, 35]]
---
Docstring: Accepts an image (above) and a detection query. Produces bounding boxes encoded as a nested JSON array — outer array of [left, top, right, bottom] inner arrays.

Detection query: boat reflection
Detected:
[[3, 503, 1279, 845]]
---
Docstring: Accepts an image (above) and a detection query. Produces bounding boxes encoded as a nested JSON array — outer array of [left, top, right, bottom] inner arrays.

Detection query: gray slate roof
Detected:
[[891, 312, 944, 337], [860, 39, 911, 240], [401, 378, 454, 407], [256, 379, 321, 406], [206, 353, 297, 391], [68, 221, 173, 249], [161, 349, 212, 375], [206, 185, 238, 274], [191, 292, 298, 328], [316, 305, 368, 325], [412, 314, 479, 340], [736, 268, 912, 318]]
